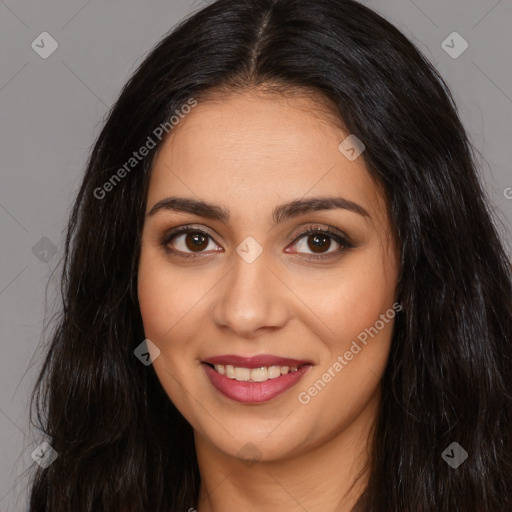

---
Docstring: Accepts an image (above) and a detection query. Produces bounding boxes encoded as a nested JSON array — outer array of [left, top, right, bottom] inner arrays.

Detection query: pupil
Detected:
[[309, 234, 330, 253], [186, 233, 208, 251]]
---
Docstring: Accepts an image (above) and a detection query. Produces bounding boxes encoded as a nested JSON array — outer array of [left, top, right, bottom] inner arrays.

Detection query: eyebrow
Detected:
[[147, 195, 370, 223]]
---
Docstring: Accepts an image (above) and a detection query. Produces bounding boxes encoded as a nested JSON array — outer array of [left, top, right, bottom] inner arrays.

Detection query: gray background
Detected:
[[1, 0, 511, 510]]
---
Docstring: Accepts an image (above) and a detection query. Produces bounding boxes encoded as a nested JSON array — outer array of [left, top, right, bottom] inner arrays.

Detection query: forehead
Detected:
[[147, 90, 388, 229]]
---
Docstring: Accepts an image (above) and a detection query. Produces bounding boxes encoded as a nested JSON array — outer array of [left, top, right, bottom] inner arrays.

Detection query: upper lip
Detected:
[[203, 354, 312, 368]]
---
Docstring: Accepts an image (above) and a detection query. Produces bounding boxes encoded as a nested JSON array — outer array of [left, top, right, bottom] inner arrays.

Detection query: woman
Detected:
[[28, 0, 512, 510]]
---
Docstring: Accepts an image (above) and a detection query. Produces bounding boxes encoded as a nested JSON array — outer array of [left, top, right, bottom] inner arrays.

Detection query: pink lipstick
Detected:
[[202, 354, 312, 403]]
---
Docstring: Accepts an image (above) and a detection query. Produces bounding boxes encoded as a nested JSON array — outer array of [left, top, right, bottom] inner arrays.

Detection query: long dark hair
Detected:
[[28, 0, 512, 510]]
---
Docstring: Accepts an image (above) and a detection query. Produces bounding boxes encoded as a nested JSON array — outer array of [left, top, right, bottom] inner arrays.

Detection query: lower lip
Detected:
[[202, 363, 312, 403]]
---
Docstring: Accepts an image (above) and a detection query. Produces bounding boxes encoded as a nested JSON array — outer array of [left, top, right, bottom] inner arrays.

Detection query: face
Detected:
[[137, 89, 400, 464]]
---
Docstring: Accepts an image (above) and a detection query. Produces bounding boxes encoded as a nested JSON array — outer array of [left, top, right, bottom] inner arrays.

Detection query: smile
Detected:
[[201, 354, 313, 403], [211, 363, 300, 382]]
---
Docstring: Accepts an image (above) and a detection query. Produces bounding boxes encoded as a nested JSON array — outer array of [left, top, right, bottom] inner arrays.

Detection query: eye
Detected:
[[161, 224, 353, 260], [162, 226, 222, 258], [286, 226, 352, 259]]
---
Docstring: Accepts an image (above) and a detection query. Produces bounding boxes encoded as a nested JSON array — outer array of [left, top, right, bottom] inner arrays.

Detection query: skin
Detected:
[[137, 89, 400, 512]]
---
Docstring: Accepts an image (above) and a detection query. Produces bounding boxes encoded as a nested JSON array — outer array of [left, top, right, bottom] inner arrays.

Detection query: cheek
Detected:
[[137, 249, 208, 344], [137, 266, 174, 342], [294, 244, 397, 416], [306, 246, 398, 348], [296, 278, 396, 431], [137, 251, 205, 412]]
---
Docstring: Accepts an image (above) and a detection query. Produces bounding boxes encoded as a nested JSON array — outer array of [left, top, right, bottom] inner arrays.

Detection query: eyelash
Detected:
[[160, 224, 354, 261]]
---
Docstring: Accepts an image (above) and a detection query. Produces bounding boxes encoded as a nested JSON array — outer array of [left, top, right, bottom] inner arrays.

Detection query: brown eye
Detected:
[[162, 225, 352, 260], [306, 233, 333, 253], [285, 226, 353, 260], [291, 230, 343, 256], [184, 232, 209, 251], [163, 228, 221, 256]]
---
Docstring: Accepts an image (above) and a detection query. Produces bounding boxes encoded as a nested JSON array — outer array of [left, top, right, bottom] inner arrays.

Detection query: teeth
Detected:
[[226, 365, 235, 379], [235, 367, 251, 381], [212, 364, 300, 382], [267, 366, 281, 379], [250, 366, 268, 382]]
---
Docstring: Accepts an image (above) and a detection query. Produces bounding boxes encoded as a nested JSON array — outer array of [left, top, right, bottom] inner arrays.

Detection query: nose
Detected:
[[210, 250, 290, 339]]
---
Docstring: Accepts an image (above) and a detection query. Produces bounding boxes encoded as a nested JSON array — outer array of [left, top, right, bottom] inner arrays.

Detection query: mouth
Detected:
[[201, 354, 313, 403], [203, 361, 310, 382]]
